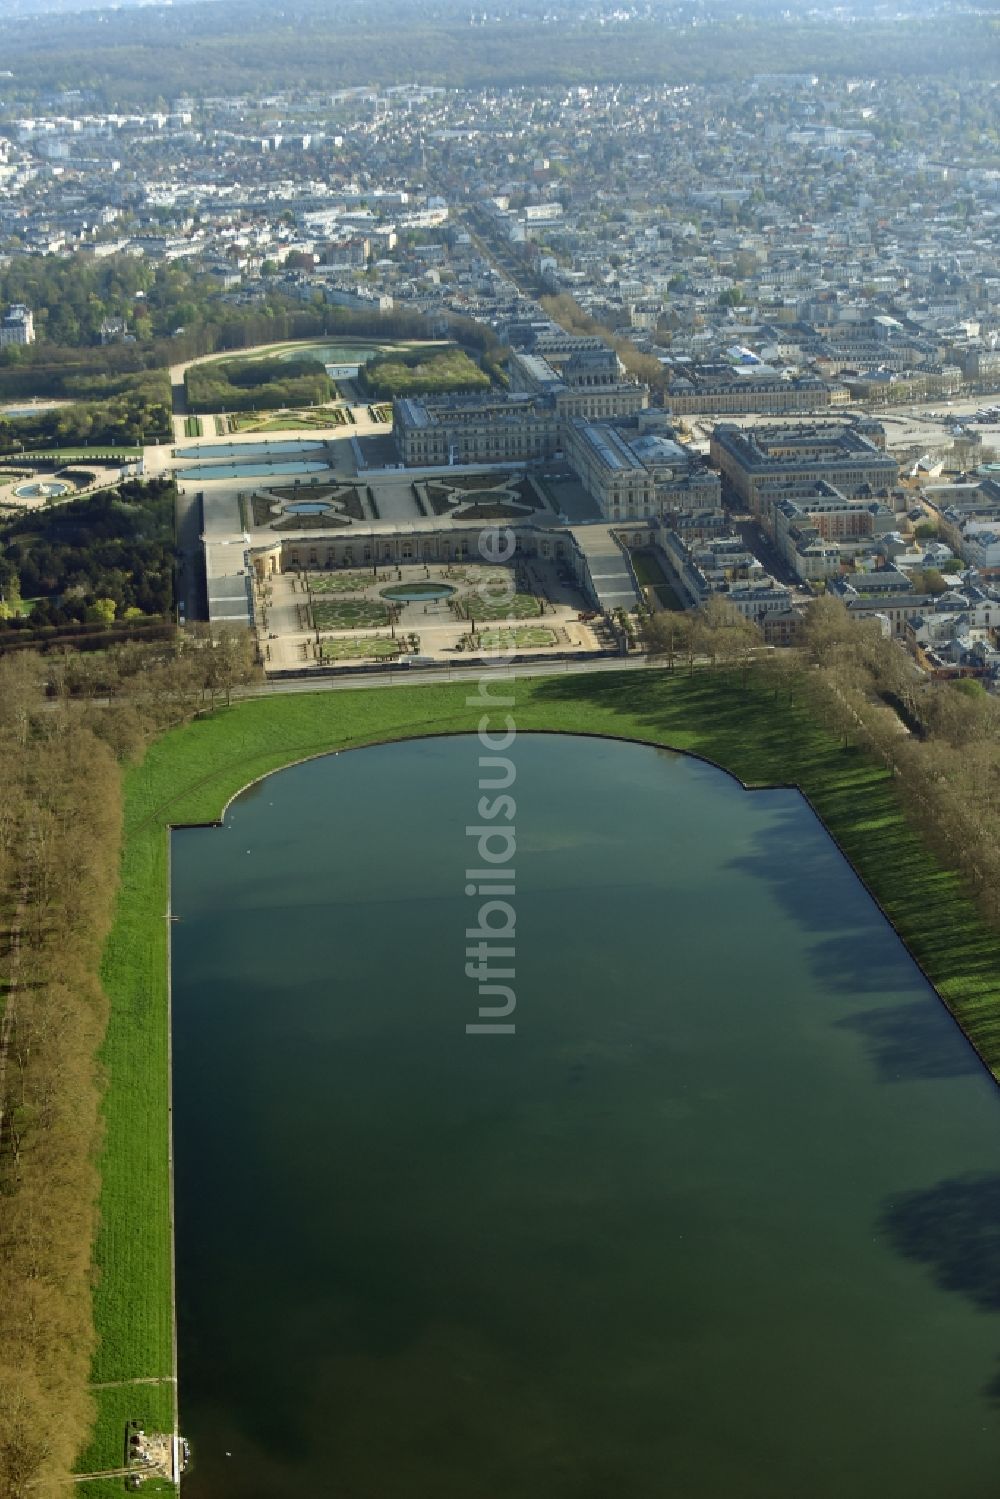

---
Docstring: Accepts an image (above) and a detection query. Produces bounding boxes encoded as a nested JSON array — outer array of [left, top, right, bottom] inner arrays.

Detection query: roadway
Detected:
[[240, 652, 649, 696], [733, 516, 811, 597]]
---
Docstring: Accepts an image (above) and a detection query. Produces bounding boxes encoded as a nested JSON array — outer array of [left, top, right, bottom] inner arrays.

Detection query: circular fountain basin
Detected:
[[14, 480, 69, 499]]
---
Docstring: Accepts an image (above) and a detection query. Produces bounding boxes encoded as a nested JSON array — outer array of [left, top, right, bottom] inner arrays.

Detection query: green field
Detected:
[[458, 590, 543, 621], [230, 406, 346, 433], [475, 627, 558, 649], [447, 565, 513, 586], [308, 571, 373, 594], [77, 1383, 175, 1477], [182, 416, 202, 439], [89, 668, 1000, 1483], [319, 636, 400, 660], [312, 598, 389, 629]]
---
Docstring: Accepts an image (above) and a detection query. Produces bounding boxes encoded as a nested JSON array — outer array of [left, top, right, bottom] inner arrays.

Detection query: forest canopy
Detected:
[[357, 346, 490, 400], [0, 371, 172, 452], [184, 354, 333, 415], [0, 1, 995, 102], [0, 476, 176, 627]]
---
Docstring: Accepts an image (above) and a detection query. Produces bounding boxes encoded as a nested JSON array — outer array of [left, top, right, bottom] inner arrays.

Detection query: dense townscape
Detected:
[[2, 68, 1000, 673], [3, 1, 1000, 1495]]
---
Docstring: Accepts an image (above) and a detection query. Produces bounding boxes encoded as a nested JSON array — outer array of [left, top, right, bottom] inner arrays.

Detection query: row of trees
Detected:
[[0, 632, 260, 1496], [644, 595, 760, 681], [795, 598, 1000, 932], [0, 654, 123, 1499], [539, 292, 668, 393], [646, 593, 1000, 930]]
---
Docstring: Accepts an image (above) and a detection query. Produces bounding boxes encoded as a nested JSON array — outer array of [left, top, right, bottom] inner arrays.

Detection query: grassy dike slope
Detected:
[[83, 669, 1000, 1473]]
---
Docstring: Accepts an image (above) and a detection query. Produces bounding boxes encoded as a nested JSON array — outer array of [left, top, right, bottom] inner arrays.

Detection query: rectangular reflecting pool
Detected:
[[173, 441, 328, 459], [175, 460, 330, 481], [171, 736, 1000, 1499]]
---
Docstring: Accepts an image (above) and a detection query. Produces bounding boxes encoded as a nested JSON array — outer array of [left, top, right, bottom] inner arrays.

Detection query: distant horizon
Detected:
[[0, 0, 993, 23]]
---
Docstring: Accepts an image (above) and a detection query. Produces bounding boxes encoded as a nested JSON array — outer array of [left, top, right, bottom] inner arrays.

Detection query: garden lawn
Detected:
[[319, 637, 400, 660], [476, 627, 558, 648], [629, 548, 685, 611], [231, 407, 346, 433], [87, 667, 1000, 1475], [312, 598, 389, 629], [308, 571, 373, 593], [460, 591, 543, 621]]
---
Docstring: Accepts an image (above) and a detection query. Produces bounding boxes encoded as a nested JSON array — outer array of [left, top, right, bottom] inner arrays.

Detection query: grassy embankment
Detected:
[[86, 669, 1000, 1475]]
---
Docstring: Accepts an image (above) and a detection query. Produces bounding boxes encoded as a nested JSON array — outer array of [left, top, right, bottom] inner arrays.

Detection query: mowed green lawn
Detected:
[[475, 627, 558, 648], [460, 591, 542, 621], [312, 598, 389, 629], [308, 571, 373, 594], [77, 1383, 175, 1476], [231, 407, 346, 432], [319, 637, 400, 660], [88, 668, 1000, 1473]]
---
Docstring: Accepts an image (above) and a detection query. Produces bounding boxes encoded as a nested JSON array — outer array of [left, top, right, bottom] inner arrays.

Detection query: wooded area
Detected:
[[0, 632, 260, 1496], [0, 372, 172, 454], [357, 346, 490, 400], [184, 355, 333, 416], [0, 0, 994, 103], [0, 257, 471, 373], [645, 595, 1000, 934], [0, 476, 176, 628]]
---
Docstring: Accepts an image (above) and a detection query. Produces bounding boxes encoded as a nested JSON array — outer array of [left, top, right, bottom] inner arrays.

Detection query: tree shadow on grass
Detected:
[[530, 672, 1000, 1067], [727, 799, 994, 1018], [527, 671, 813, 782]]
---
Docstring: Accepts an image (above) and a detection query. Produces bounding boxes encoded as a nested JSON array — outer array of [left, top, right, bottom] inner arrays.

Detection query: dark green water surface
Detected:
[[170, 735, 1000, 1499]]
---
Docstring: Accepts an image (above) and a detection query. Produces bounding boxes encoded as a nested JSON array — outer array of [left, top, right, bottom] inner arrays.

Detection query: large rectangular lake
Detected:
[[171, 735, 1000, 1498]]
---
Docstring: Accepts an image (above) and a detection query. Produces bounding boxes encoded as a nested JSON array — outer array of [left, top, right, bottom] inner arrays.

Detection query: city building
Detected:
[[709, 421, 899, 512], [393, 392, 560, 466], [0, 303, 34, 346]]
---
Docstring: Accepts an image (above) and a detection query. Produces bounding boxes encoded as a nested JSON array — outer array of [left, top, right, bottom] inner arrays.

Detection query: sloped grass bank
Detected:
[[87, 669, 1000, 1474]]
